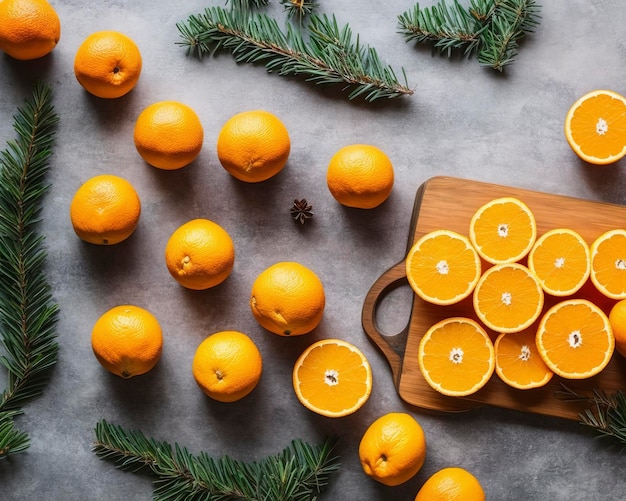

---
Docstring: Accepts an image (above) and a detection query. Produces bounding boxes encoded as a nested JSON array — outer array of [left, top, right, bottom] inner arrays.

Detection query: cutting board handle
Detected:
[[361, 260, 410, 387]]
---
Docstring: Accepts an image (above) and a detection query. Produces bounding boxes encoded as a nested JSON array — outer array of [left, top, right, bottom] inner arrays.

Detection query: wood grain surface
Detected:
[[362, 176, 626, 420]]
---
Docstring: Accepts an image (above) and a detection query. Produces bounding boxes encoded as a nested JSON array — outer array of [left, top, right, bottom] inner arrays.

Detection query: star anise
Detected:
[[290, 199, 314, 225]]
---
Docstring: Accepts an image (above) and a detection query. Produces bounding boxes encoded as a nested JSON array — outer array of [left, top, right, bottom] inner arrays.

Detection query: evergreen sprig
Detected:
[[0, 82, 59, 459], [280, 0, 318, 22], [398, 0, 541, 71], [93, 420, 340, 500], [176, 7, 414, 101], [557, 385, 626, 446]]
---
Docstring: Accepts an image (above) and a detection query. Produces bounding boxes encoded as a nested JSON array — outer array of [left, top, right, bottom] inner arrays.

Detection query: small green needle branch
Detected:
[[398, 0, 541, 71], [176, 8, 414, 102], [280, 0, 319, 22], [0, 82, 59, 460], [557, 384, 626, 446], [93, 419, 341, 500]]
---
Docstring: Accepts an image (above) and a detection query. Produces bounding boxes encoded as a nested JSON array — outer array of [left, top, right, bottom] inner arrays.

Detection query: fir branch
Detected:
[[280, 0, 318, 22], [0, 82, 59, 459], [397, 0, 485, 58], [398, 0, 541, 71], [93, 419, 340, 500], [477, 0, 541, 71], [176, 8, 414, 102], [557, 385, 626, 446]]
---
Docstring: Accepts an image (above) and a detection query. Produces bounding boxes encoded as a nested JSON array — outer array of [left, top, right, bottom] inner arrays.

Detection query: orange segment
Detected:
[[473, 263, 544, 333], [564, 90, 626, 165], [405, 230, 481, 306], [528, 228, 590, 296], [494, 330, 553, 389], [469, 197, 536, 264], [536, 299, 614, 379], [590, 229, 626, 299], [417, 317, 495, 397], [292, 339, 372, 417]]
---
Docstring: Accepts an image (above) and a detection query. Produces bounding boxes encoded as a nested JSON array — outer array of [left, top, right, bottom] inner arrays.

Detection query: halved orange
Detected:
[[473, 263, 544, 333], [469, 197, 536, 265], [494, 330, 553, 389], [292, 338, 372, 417], [590, 229, 626, 299], [564, 89, 626, 165], [405, 229, 481, 306], [527, 228, 590, 297], [418, 317, 495, 397], [536, 299, 614, 379]]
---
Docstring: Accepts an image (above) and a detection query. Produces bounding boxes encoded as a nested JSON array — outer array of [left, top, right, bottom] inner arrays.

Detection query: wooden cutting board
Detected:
[[362, 176, 626, 420]]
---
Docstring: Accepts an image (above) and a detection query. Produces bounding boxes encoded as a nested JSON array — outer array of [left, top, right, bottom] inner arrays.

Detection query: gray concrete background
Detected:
[[1, 1, 626, 499]]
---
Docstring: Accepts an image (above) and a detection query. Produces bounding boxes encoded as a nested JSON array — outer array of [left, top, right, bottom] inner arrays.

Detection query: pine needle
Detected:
[[557, 384, 626, 447], [0, 82, 59, 459], [93, 420, 340, 500], [398, 0, 541, 71], [176, 7, 414, 102]]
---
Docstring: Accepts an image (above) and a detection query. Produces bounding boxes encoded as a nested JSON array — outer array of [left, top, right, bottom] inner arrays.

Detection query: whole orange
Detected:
[[359, 412, 426, 487], [74, 31, 142, 99], [164, 218, 235, 290], [326, 144, 394, 209], [414, 467, 485, 501], [608, 299, 626, 358], [216, 110, 290, 182], [0, 0, 60, 60], [250, 261, 325, 336], [91, 305, 163, 379], [192, 330, 263, 402], [134, 101, 204, 170], [69, 174, 141, 245]]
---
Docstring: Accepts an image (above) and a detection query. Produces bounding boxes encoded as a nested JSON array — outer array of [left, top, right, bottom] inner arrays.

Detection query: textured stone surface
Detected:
[[1, 1, 626, 500]]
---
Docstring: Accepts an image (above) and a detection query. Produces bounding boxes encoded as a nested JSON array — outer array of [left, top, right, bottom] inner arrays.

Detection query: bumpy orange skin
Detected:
[[134, 101, 204, 170], [414, 467, 485, 501], [359, 412, 426, 486], [217, 110, 291, 182], [164, 219, 235, 290], [609, 299, 626, 358], [192, 331, 263, 402], [250, 262, 325, 336], [91, 305, 163, 379], [0, 0, 60, 60], [326, 144, 394, 209], [69, 174, 141, 245], [74, 31, 142, 99]]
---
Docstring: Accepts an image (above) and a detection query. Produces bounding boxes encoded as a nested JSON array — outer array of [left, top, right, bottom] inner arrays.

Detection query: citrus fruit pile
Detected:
[[407, 196, 620, 395]]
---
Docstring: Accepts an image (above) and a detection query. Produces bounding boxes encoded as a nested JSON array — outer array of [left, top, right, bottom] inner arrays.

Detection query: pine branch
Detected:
[[556, 385, 626, 446], [398, 0, 541, 71], [176, 8, 414, 102], [397, 0, 486, 58], [0, 82, 59, 459], [93, 419, 340, 500], [280, 0, 318, 22]]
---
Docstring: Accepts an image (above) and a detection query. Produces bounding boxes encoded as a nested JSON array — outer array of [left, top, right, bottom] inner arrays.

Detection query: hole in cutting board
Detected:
[[373, 283, 413, 336]]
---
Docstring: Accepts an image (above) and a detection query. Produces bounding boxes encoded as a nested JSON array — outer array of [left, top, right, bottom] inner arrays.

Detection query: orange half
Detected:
[[590, 229, 626, 299], [418, 317, 495, 397], [405, 229, 481, 306], [528, 228, 590, 297], [292, 338, 372, 417], [469, 197, 537, 265], [564, 89, 626, 165], [473, 263, 544, 333], [536, 299, 614, 379], [494, 330, 553, 389]]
